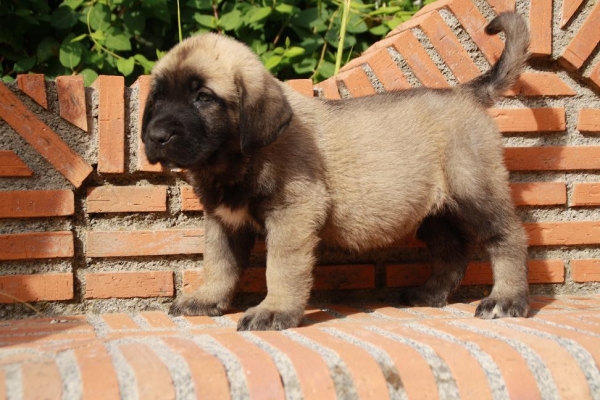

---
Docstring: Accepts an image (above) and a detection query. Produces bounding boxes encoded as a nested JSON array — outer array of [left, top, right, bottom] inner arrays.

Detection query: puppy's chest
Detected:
[[213, 205, 261, 231]]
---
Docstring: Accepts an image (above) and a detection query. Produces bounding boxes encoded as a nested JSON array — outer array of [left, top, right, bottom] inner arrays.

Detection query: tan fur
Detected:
[[143, 12, 531, 330]]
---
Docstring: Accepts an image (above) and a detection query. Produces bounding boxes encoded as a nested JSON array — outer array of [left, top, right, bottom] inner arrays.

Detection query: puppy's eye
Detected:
[[196, 91, 214, 103]]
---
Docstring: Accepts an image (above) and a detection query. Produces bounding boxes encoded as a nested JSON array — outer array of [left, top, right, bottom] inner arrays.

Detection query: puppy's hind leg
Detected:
[[398, 215, 470, 307], [169, 215, 255, 317], [474, 205, 529, 318]]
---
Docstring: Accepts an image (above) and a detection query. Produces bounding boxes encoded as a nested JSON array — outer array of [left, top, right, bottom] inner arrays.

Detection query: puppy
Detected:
[[142, 12, 531, 331]]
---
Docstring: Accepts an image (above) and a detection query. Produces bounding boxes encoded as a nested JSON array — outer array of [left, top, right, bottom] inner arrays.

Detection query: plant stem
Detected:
[[177, 0, 183, 43], [334, 0, 350, 75]]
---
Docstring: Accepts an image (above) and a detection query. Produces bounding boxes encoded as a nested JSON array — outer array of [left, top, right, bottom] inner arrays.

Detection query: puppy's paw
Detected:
[[397, 287, 448, 308], [475, 295, 529, 319], [237, 306, 303, 331], [169, 294, 227, 317]]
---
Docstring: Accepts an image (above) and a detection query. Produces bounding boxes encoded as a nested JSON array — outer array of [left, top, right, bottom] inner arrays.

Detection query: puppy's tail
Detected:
[[464, 12, 530, 107]]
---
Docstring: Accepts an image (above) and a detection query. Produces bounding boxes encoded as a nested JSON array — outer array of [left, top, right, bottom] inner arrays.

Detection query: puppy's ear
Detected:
[[237, 74, 293, 155]]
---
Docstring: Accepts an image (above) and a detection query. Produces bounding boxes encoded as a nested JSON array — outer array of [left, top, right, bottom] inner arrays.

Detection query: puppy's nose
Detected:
[[148, 127, 174, 146]]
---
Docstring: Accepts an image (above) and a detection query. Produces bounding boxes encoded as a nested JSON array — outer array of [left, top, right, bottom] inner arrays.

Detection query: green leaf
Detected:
[[317, 60, 335, 79], [2, 76, 16, 83], [15, 9, 33, 17], [264, 55, 282, 71], [194, 14, 217, 29], [186, 0, 213, 11], [274, 3, 295, 14], [346, 14, 368, 34], [293, 58, 317, 75], [219, 10, 243, 31], [250, 39, 268, 55], [291, 8, 328, 31], [51, 6, 78, 29], [104, 29, 131, 51], [326, 28, 356, 49], [64, 0, 84, 9], [89, 3, 111, 31], [59, 36, 83, 69], [369, 24, 389, 36], [37, 37, 59, 63], [134, 54, 155, 73], [71, 34, 88, 43], [117, 56, 135, 76], [246, 7, 272, 24], [79, 68, 99, 86], [14, 56, 36, 72], [284, 47, 305, 59]]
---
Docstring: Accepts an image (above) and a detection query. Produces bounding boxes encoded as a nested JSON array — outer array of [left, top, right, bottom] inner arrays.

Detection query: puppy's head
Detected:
[[142, 33, 293, 169]]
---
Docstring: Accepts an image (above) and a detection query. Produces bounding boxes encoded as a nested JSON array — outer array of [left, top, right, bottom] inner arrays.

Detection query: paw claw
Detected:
[[475, 296, 529, 319], [236, 306, 302, 331]]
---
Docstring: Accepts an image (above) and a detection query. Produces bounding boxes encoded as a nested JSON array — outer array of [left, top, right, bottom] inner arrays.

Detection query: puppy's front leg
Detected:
[[170, 214, 255, 316], [237, 208, 319, 331]]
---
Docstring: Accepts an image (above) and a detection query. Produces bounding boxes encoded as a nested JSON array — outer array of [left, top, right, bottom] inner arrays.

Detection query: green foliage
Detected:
[[0, 0, 428, 86]]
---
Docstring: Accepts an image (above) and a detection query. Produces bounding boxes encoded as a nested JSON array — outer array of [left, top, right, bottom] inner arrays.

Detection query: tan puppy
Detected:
[[142, 12, 531, 330]]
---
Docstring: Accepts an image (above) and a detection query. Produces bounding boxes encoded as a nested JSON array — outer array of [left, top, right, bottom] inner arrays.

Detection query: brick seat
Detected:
[[2, 295, 599, 399]]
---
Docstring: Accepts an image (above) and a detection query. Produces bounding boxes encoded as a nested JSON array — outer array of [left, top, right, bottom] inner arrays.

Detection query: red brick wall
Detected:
[[1, 0, 599, 313]]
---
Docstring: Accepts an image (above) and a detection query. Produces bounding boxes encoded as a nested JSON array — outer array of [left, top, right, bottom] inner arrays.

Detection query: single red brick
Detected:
[[296, 327, 389, 399], [180, 185, 204, 211], [391, 31, 448, 88], [211, 332, 285, 399], [561, 0, 585, 27], [132, 75, 163, 173], [93, 75, 125, 174], [139, 311, 177, 328], [56, 75, 88, 132], [86, 229, 204, 257], [425, 320, 540, 399], [0, 82, 93, 187], [465, 319, 592, 399], [504, 73, 576, 96], [489, 108, 565, 132], [588, 61, 600, 90], [314, 78, 341, 99], [0, 273, 73, 303], [286, 79, 314, 97], [529, 0, 553, 56], [510, 182, 567, 206], [447, 0, 504, 63], [560, 2, 600, 70], [0, 231, 74, 261], [74, 343, 120, 400], [163, 337, 231, 399], [16, 74, 48, 109], [85, 271, 174, 299], [101, 313, 141, 330], [22, 360, 62, 399], [418, 12, 481, 83], [577, 109, 600, 132], [86, 185, 167, 213], [462, 260, 565, 285], [0, 189, 73, 218], [504, 146, 600, 171], [367, 49, 412, 91], [0, 150, 33, 177], [253, 331, 336, 400], [572, 183, 600, 206], [571, 260, 600, 282], [119, 342, 176, 399], [525, 221, 600, 246], [335, 68, 377, 97]]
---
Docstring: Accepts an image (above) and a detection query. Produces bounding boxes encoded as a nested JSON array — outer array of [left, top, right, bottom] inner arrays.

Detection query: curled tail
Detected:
[[465, 12, 530, 107]]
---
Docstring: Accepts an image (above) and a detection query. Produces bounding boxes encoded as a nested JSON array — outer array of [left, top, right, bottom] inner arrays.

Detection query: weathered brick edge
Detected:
[[1, 0, 600, 306]]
